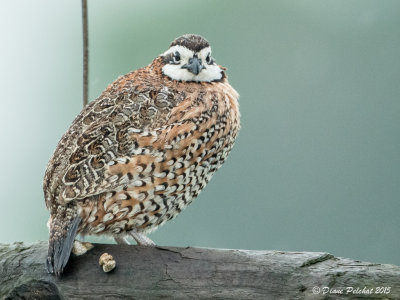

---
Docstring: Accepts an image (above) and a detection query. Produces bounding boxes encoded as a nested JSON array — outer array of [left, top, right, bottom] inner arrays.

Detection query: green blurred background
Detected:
[[0, 0, 399, 265]]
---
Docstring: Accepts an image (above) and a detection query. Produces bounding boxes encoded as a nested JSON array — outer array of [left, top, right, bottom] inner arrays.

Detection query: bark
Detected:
[[0, 241, 399, 299]]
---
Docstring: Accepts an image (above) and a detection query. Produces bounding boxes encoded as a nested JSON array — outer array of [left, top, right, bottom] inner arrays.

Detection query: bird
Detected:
[[43, 34, 240, 276]]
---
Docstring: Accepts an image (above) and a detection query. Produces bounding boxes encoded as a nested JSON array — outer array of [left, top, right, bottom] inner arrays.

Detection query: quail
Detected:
[[44, 34, 240, 275]]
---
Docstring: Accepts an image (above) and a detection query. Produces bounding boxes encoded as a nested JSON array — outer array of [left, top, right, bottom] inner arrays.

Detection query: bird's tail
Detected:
[[47, 204, 81, 276]]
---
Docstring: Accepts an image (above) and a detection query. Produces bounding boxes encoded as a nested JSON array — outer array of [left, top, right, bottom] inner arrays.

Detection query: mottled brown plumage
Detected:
[[44, 34, 240, 275]]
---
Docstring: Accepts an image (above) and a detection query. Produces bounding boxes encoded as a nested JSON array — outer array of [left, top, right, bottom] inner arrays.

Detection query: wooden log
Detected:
[[0, 241, 399, 299]]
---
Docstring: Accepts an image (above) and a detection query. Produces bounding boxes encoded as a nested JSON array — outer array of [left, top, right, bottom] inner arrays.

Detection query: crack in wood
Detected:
[[300, 253, 335, 268]]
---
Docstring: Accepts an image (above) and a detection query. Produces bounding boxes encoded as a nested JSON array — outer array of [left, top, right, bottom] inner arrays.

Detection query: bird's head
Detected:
[[161, 34, 224, 82]]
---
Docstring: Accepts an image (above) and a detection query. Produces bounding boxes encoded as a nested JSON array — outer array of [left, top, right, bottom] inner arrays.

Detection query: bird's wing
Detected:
[[44, 71, 189, 207]]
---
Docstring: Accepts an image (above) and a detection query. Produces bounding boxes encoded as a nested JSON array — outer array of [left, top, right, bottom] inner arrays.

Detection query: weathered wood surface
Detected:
[[0, 241, 399, 299]]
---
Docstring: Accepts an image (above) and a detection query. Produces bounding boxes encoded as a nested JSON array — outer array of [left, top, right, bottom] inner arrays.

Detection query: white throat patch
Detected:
[[161, 45, 223, 82]]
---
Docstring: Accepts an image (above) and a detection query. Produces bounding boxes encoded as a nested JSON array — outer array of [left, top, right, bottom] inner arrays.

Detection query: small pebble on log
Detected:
[[99, 253, 116, 272]]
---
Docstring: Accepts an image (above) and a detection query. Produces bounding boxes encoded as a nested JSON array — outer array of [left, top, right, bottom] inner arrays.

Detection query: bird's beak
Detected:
[[181, 56, 205, 75]]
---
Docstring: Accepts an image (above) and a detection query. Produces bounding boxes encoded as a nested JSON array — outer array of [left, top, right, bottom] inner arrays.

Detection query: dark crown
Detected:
[[170, 34, 210, 52]]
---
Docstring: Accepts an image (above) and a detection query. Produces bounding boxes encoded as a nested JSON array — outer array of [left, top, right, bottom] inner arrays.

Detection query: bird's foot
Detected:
[[129, 230, 155, 246], [114, 235, 130, 245], [72, 240, 94, 256]]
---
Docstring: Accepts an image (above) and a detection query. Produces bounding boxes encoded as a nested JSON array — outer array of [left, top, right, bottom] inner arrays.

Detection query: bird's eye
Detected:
[[206, 53, 211, 64], [173, 51, 181, 62]]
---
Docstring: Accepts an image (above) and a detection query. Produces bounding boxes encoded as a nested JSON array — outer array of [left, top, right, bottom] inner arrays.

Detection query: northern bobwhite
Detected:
[[44, 34, 240, 275]]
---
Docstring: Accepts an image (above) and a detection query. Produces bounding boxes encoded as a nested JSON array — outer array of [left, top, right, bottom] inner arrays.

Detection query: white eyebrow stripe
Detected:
[[198, 47, 212, 58], [162, 45, 194, 57]]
